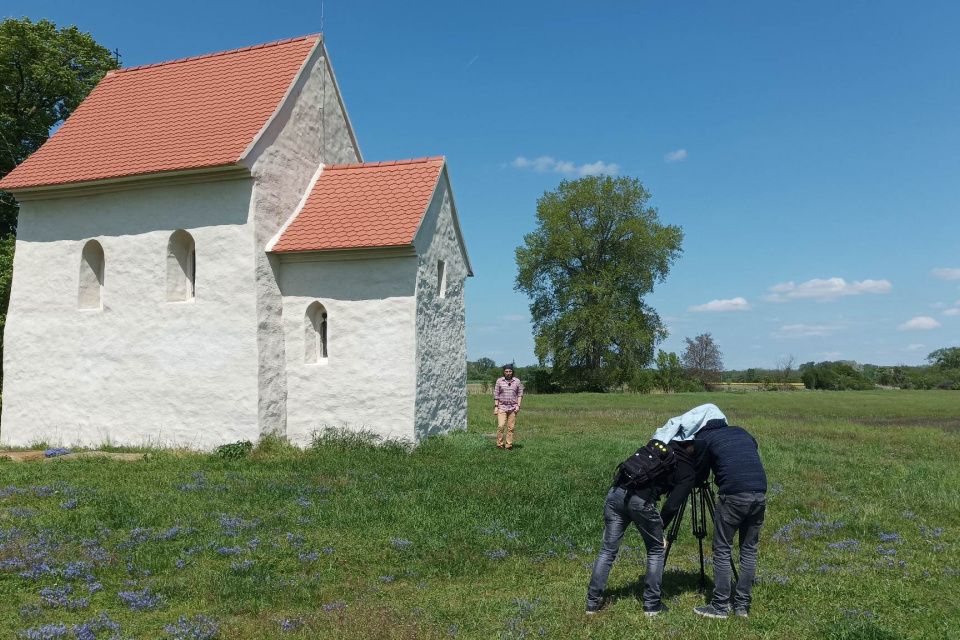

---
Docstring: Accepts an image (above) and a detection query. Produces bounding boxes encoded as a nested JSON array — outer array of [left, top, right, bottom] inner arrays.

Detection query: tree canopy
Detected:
[[926, 347, 960, 370], [681, 333, 723, 386], [515, 175, 683, 390], [0, 17, 118, 234]]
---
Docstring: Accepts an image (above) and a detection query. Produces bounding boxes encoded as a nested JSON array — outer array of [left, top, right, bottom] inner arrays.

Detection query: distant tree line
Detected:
[[469, 333, 726, 394], [468, 346, 960, 394]]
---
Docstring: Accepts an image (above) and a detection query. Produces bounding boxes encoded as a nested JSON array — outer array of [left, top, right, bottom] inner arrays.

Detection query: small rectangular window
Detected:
[[437, 260, 447, 298]]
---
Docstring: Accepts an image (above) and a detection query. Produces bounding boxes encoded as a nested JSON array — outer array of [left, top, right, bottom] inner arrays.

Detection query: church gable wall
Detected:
[[244, 43, 362, 439], [412, 173, 468, 441]]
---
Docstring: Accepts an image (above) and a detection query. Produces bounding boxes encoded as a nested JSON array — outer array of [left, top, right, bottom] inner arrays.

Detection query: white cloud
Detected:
[[931, 302, 947, 309], [664, 148, 688, 163], [763, 277, 892, 302], [510, 156, 619, 176], [818, 351, 842, 359], [772, 324, 838, 338], [906, 343, 925, 351], [931, 268, 960, 280], [898, 316, 941, 331], [688, 297, 751, 312], [943, 308, 960, 317]]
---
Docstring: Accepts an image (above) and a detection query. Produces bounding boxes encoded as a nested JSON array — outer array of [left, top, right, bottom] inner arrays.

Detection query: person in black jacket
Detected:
[[585, 439, 702, 616], [692, 419, 767, 619]]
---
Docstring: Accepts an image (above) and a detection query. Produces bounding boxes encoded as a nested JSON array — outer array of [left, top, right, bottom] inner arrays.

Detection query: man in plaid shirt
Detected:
[[494, 364, 524, 449]]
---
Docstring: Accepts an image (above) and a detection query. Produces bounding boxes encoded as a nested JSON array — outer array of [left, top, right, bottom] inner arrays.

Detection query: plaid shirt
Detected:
[[494, 377, 524, 411]]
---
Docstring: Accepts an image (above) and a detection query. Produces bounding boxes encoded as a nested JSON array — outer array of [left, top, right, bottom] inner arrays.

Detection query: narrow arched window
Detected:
[[305, 302, 329, 364], [78, 240, 104, 310], [437, 260, 447, 298], [167, 230, 196, 302]]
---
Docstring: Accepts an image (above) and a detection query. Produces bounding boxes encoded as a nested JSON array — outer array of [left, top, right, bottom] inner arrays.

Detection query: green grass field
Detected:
[[1, 391, 958, 639]]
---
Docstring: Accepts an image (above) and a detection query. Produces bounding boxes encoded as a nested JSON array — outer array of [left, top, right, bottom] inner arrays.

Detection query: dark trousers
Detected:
[[711, 491, 766, 612], [586, 485, 665, 610]]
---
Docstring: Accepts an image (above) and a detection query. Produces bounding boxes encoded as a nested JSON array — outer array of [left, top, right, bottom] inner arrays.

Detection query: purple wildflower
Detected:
[[231, 559, 255, 572], [118, 586, 166, 611], [485, 549, 508, 560], [216, 546, 243, 556], [164, 615, 218, 640], [44, 448, 72, 458], [390, 538, 413, 549], [16, 622, 69, 639], [60, 499, 78, 510], [322, 601, 346, 612], [273, 617, 305, 632], [878, 532, 900, 542]]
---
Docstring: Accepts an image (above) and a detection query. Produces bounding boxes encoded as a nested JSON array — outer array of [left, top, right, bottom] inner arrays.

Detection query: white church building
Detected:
[[0, 34, 472, 448]]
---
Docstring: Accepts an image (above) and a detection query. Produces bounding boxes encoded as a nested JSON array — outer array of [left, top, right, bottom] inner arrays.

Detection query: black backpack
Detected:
[[616, 439, 677, 489]]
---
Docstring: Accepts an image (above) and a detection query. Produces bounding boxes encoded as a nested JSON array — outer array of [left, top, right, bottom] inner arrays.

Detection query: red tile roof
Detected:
[[270, 157, 445, 252], [0, 35, 319, 190]]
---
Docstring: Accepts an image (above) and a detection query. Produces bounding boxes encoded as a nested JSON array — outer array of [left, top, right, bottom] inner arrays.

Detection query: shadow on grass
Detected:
[[604, 569, 710, 605]]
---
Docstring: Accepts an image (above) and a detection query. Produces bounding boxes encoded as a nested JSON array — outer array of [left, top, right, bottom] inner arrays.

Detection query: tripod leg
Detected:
[[663, 495, 688, 566]]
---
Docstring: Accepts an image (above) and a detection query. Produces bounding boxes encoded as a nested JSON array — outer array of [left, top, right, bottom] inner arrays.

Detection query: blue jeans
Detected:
[[711, 491, 766, 612], [586, 485, 666, 610]]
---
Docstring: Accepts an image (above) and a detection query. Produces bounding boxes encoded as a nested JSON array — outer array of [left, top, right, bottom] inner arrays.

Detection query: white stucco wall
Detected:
[[278, 255, 418, 445], [413, 172, 468, 441], [243, 42, 362, 438], [0, 179, 259, 448]]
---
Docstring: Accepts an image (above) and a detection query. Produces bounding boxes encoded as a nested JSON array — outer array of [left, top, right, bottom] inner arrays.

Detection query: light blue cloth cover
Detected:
[[650, 403, 727, 443]]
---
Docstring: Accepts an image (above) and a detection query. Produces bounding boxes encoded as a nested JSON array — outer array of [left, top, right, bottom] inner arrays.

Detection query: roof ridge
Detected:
[[112, 34, 320, 75], [324, 156, 445, 170]]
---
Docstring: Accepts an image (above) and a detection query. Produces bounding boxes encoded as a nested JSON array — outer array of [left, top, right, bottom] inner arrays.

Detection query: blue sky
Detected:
[[9, 1, 960, 368]]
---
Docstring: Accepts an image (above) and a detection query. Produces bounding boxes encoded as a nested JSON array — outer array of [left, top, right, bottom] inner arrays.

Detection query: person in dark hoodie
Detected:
[[692, 418, 767, 619], [585, 439, 703, 617]]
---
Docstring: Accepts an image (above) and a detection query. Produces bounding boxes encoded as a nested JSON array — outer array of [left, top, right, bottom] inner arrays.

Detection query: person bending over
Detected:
[[692, 418, 767, 619], [585, 439, 700, 616]]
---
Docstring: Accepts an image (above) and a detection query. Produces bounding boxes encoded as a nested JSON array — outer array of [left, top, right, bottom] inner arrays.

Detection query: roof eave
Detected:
[[270, 245, 418, 262], [2, 164, 251, 201]]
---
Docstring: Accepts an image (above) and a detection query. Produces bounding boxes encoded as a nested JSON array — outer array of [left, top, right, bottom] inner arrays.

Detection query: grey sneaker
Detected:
[[585, 599, 604, 615], [733, 608, 749, 618], [694, 604, 729, 619], [644, 602, 670, 616]]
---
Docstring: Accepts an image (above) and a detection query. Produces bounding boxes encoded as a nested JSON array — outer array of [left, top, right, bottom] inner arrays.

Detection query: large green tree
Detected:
[[0, 17, 117, 380], [927, 346, 960, 370], [1, 17, 118, 234], [515, 175, 683, 390], [681, 332, 724, 386]]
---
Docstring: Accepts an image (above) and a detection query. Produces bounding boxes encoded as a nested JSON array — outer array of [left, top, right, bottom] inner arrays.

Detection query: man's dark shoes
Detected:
[[585, 599, 604, 615], [733, 608, 749, 618], [694, 604, 728, 619], [644, 602, 669, 617]]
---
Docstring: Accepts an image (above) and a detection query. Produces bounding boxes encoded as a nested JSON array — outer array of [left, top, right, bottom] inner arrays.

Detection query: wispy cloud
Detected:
[[906, 343, 925, 351], [943, 308, 960, 317], [664, 148, 687, 163], [688, 297, 751, 312], [763, 278, 892, 302], [461, 54, 479, 71], [818, 351, 842, 359], [898, 316, 941, 331], [772, 324, 839, 338], [510, 156, 619, 176], [931, 268, 960, 280]]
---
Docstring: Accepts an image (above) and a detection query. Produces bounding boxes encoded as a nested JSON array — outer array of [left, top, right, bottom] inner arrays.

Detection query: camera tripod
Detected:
[[662, 481, 738, 592]]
